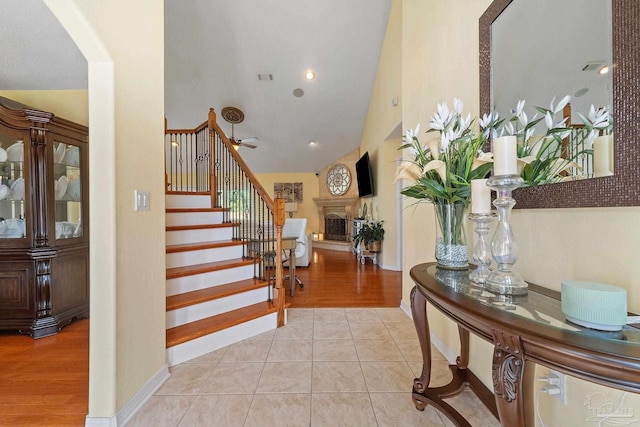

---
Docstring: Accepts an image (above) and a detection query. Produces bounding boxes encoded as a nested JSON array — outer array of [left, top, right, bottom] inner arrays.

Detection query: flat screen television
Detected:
[[355, 152, 374, 197]]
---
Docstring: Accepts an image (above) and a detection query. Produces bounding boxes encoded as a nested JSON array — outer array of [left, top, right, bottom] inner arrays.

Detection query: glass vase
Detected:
[[433, 202, 468, 270]]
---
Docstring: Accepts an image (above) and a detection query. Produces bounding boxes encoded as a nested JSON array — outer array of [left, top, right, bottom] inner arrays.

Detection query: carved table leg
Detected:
[[457, 326, 469, 369], [492, 329, 535, 427], [411, 286, 431, 409]]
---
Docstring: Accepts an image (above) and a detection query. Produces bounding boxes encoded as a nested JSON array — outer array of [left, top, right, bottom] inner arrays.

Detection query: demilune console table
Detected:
[[410, 263, 640, 427]]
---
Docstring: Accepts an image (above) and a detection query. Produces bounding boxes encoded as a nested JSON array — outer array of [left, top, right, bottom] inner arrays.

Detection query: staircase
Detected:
[[164, 192, 281, 366]]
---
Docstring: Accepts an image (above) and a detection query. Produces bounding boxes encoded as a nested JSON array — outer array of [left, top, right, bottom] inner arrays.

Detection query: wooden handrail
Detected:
[[207, 108, 274, 211], [166, 120, 210, 135]]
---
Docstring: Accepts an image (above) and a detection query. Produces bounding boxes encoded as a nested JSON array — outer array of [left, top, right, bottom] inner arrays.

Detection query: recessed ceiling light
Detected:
[[305, 70, 316, 80], [293, 88, 304, 97], [598, 65, 610, 75], [309, 141, 317, 147]]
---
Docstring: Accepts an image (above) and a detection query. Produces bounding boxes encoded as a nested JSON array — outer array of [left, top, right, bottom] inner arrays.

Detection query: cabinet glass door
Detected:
[[53, 140, 82, 239], [0, 138, 26, 239]]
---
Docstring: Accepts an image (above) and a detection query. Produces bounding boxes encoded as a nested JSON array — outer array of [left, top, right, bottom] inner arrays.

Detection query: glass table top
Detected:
[[425, 264, 640, 346]]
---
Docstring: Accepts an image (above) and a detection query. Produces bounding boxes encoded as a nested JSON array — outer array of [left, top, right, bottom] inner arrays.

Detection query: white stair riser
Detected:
[[166, 313, 277, 366], [165, 194, 211, 209], [166, 288, 268, 328], [166, 264, 255, 296], [166, 245, 244, 268], [166, 211, 224, 227], [165, 227, 233, 245]]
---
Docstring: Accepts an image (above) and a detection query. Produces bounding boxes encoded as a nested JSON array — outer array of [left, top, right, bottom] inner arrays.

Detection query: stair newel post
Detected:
[[208, 108, 219, 208], [274, 194, 286, 326]]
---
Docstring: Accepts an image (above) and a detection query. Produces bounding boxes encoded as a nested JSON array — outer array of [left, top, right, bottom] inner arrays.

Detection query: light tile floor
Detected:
[[128, 308, 500, 427]]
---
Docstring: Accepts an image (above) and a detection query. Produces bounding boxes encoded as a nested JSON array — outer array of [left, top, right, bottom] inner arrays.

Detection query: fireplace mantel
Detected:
[[313, 197, 360, 209]]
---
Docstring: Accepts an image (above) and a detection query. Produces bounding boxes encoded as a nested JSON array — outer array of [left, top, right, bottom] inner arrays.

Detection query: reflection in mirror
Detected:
[[492, 0, 613, 180], [480, 0, 640, 208]]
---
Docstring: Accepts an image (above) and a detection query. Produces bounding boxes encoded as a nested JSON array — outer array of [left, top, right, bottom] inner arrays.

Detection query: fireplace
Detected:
[[312, 196, 359, 242], [324, 214, 348, 241]]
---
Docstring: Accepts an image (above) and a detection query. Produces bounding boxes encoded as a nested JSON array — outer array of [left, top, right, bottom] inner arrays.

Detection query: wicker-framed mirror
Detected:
[[480, 0, 639, 208]]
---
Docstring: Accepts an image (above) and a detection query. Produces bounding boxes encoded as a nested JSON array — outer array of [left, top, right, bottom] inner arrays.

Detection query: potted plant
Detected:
[[353, 220, 384, 252]]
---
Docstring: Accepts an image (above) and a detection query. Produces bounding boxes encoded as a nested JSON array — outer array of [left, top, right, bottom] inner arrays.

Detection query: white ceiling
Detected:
[[0, 0, 392, 174]]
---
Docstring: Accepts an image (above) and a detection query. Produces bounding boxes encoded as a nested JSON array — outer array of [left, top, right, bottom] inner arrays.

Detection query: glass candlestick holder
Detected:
[[468, 212, 496, 285], [486, 175, 528, 295]]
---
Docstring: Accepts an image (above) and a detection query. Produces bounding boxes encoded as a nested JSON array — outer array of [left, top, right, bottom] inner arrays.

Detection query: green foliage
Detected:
[[353, 220, 385, 248]]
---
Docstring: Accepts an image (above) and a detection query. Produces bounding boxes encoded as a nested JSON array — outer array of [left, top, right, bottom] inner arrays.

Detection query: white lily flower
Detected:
[[517, 111, 528, 127], [430, 102, 452, 130], [524, 127, 536, 143], [437, 102, 449, 117], [545, 112, 554, 129], [472, 152, 493, 171], [440, 132, 450, 152], [453, 98, 463, 115], [549, 96, 556, 112], [548, 158, 580, 175], [554, 95, 571, 114], [504, 121, 515, 135], [423, 159, 447, 183], [517, 155, 536, 175], [516, 100, 525, 117], [589, 106, 609, 129], [430, 105, 452, 130], [426, 138, 440, 158], [459, 113, 472, 131], [393, 161, 422, 185], [479, 112, 494, 129], [445, 128, 463, 146], [527, 135, 544, 157]]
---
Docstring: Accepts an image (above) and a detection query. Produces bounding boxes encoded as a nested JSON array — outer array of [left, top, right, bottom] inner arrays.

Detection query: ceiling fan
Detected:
[[221, 106, 259, 149]]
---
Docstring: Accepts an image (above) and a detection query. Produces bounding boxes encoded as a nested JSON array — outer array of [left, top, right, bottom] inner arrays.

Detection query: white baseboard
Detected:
[[400, 299, 412, 319], [429, 331, 456, 364], [379, 262, 400, 271], [85, 364, 170, 427], [399, 299, 456, 364], [85, 417, 116, 427]]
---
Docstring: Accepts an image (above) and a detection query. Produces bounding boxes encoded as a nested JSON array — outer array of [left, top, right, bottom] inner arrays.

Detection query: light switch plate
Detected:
[[134, 190, 150, 211]]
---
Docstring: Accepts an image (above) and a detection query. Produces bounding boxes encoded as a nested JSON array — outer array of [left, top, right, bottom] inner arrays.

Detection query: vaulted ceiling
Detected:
[[1, 0, 392, 173]]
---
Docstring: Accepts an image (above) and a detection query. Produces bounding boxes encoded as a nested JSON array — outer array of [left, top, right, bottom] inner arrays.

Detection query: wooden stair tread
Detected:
[[167, 278, 270, 311], [166, 301, 278, 347], [166, 240, 245, 254], [166, 207, 228, 213], [166, 258, 255, 279], [166, 222, 240, 232]]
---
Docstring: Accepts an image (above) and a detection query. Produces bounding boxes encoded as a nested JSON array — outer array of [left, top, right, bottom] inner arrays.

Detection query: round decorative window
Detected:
[[326, 164, 351, 196]]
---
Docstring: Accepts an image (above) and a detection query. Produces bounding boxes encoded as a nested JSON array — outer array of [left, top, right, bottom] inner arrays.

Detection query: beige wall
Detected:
[[0, 90, 88, 125], [356, 0, 403, 270], [255, 172, 320, 234], [400, 0, 640, 424], [46, 0, 167, 419]]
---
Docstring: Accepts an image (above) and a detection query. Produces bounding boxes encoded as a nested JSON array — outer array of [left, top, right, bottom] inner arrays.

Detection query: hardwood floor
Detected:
[[286, 248, 402, 308], [0, 248, 401, 426], [0, 319, 89, 426]]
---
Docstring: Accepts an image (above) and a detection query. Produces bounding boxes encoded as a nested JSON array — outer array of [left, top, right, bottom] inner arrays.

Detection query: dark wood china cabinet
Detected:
[[0, 97, 88, 338]]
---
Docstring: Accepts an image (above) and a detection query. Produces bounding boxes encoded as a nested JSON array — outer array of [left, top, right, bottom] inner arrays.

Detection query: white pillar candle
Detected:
[[609, 134, 615, 173], [593, 135, 613, 177], [492, 136, 518, 176], [471, 179, 492, 214]]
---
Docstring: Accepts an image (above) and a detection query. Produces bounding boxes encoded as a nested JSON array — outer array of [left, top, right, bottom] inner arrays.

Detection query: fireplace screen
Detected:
[[324, 214, 348, 241]]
